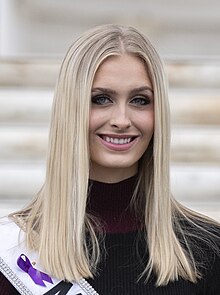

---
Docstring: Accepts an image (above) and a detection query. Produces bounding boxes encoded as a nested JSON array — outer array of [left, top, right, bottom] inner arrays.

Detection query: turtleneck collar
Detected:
[[87, 175, 141, 233]]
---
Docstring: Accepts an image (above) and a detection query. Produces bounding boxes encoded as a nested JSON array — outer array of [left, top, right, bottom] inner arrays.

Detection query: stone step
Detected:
[[169, 89, 220, 125], [0, 87, 53, 125], [0, 164, 45, 199], [0, 58, 220, 88], [0, 59, 59, 88], [0, 126, 48, 162], [1, 199, 219, 222], [0, 163, 219, 201], [176, 202, 220, 222], [171, 164, 220, 202], [0, 126, 219, 163], [0, 87, 220, 125], [0, 58, 219, 213], [171, 127, 220, 163], [0, 199, 28, 217], [1, 0, 220, 57], [166, 59, 220, 89]]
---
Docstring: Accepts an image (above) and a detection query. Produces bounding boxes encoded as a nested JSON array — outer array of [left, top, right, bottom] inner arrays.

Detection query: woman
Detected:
[[0, 24, 220, 295]]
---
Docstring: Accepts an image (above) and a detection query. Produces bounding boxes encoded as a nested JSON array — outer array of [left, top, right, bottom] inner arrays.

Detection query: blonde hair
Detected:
[[11, 24, 220, 286]]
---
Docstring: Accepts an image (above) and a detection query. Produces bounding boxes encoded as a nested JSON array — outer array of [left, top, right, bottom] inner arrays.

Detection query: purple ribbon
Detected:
[[17, 254, 53, 287]]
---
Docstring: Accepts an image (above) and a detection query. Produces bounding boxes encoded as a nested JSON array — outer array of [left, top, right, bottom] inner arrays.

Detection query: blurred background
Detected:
[[0, 0, 220, 219]]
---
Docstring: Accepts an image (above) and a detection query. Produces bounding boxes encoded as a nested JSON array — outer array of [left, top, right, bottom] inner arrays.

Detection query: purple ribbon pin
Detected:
[[17, 254, 53, 287]]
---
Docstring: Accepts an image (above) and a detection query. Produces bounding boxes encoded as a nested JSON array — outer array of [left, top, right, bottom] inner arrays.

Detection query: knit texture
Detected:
[[0, 274, 18, 294], [1, 175, 220, 294], [87, 175, 140, 233], [87, 176, 220, 294]]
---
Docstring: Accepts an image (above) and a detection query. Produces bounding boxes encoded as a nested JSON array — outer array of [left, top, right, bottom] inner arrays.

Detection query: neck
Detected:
[[87, 175, 142, 233], [89, 163, 138, 184]]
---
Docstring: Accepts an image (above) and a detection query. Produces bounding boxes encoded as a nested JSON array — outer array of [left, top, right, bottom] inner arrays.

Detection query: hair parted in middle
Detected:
[[12, 24, 210, 286]]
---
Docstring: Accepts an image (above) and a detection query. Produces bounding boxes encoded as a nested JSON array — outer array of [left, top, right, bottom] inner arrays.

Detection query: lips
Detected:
[[97, 134, 138, 151]]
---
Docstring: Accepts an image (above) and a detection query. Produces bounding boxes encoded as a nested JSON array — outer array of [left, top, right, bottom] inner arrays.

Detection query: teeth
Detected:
[[104, 136, 132, 145]]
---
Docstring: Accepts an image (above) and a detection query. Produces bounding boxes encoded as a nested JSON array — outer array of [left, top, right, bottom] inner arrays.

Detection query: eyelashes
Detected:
[[91, 94, 152, 106], [91, 95, 111, 105], [130, 97, 151, 105]]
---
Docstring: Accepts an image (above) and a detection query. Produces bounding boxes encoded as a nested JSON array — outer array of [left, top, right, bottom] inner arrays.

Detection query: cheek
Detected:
[[89, 110, 106, 132], [136, 112, 154, 135], [89, 111, 98, 132]]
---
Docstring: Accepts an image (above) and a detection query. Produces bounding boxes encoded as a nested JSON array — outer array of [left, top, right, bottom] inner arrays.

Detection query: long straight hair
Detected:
[[11, 24, 220, 286]]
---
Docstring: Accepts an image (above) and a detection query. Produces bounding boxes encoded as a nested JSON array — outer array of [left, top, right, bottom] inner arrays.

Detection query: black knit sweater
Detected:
[[1, 175, 220, 294]]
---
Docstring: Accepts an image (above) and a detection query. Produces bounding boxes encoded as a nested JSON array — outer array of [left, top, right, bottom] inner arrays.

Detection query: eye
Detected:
[[91, 95, 112, 105], [130, 96, 151, 106]]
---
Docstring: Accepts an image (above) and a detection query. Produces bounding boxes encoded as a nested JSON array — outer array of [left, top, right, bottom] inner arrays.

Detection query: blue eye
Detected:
[[130, 97, 150, 105], [91, 95, 111, 105]]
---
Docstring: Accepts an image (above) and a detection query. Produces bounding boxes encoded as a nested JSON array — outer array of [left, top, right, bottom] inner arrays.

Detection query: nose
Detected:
[[109, 106, 131, 130]]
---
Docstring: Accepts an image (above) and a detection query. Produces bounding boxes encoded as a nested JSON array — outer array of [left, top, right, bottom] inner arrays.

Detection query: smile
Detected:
[[103, 136, 132, 145], [98, 135, 138, 151]]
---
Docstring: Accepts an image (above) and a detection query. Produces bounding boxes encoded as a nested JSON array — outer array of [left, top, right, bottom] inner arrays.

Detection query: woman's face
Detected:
[[89, 54, 154, 183]]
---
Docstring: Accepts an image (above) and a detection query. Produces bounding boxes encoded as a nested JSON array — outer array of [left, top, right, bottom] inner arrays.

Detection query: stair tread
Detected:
[[0, 164, 219, 201], [1, 199, 219, 221], [0, 58, 219, 204], [0, 126, 219, 162], [1, 87, 220, 124], [1, 58, 220, 87]]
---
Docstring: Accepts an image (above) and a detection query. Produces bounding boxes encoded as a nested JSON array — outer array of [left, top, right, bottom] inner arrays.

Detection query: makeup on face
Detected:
[[89, 54, 154, 183]]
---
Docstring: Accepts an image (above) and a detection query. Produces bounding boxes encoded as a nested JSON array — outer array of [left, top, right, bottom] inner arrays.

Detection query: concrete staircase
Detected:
[[0, 57, 220, 220]]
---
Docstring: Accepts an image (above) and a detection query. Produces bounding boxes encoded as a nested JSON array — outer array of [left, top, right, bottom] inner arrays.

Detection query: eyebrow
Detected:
[[91, 86, 154, 95], [91, 87, 117, 95]]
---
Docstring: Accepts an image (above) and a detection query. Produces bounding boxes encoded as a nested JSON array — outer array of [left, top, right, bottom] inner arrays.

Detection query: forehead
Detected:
[[93, 54, 152, 88]]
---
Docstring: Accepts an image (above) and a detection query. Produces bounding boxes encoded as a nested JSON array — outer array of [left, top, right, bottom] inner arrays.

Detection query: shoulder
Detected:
[[201, 237, 220, 293], [0, 217, 22, 252], [176, 216, 220, 270], [175, 215, 220, 253], [176, 215, 220, 243]]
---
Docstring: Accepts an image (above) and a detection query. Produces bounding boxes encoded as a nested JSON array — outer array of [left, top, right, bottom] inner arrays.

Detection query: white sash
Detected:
[[0, 218, 99, 295]]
